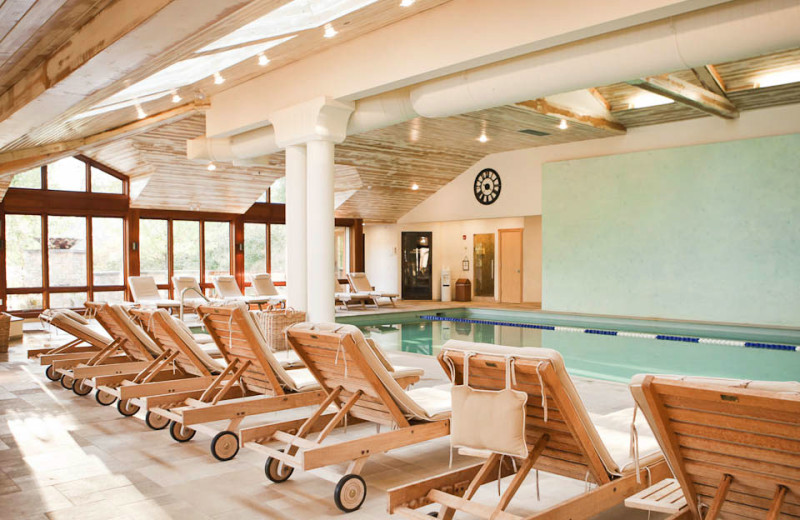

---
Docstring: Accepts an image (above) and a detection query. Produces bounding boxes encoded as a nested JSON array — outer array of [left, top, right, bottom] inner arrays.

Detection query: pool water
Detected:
[[338, 309, 800, 383]]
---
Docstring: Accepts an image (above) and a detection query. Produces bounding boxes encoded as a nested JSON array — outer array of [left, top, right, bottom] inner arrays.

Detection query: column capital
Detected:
[[270, 96, 355, 148]]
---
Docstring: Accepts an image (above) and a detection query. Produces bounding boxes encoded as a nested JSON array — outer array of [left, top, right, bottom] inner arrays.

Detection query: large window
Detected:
[[172, 220, 200, 280], [48, 158, 86, 191], [93, 218, 124, 285], [140, 219, 169, 284], [204, 221, 230, 280], [270, 224, 286, 282], [244, 223, 267, 274], [6, 215, 42, 288], [91, 167, 124, 194], [48, 216, 87, 287], [8, 155, 126, 194], [10, 168, 41, 189], [270, 177, 286, 203]]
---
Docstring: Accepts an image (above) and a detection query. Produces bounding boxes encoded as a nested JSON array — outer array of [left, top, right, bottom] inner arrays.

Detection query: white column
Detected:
[[306, 139, 336, 322], [285, 144, 307, 312]]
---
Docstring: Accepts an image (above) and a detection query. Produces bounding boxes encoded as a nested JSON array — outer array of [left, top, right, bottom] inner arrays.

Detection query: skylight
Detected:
[[199, 0, 379, 52], [629, 92, 674, 109], [754, 68, 800, 88]]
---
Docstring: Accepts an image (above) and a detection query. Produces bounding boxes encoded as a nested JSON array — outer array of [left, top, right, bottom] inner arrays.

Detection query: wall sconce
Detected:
[[462, 247, 470, 271], [131, 241, 138, 251], [237, 243, 244, 252]]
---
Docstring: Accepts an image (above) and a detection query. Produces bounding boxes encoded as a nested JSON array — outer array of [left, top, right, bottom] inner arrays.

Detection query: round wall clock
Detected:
[[474, 168, 501, 205]]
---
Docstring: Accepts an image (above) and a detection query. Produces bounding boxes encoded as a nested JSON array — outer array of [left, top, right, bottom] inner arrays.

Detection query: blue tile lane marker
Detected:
[[418, 315, 799, 352]]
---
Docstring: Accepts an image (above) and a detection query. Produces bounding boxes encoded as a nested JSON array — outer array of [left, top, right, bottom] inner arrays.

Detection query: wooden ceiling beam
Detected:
[[516, 98, 627, 135], [627, 74, 739, 119], [691, 65, 727, 96]]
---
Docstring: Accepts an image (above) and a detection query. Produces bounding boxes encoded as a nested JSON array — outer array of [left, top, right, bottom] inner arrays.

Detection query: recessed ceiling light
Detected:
[[135, 102, 146, 119], [213, 72, 225, 85], [258, 53, 270, 66], [477, 133, 489, 143], [629, 92, 673, 109], [170, 89, 182, 103], [411, 183, 419, 190], [754, 68, 800, 88], [324, 23, 338, 38], [207, 163, 217, 171], [558, 119, 568, 130], [400, 0, 415, 6]]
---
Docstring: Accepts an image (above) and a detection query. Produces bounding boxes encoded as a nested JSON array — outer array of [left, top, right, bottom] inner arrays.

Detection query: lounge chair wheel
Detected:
[[210, 431, 239, 461], [95, 390, 117, 406], [72, 378, 92, 396], [428, 513, 438, 517], [60, 374, 75, 390], [334, 474, 367, 513], [169, 421, 196, 443], [145, 411, 169, 430], [45, 365, 60, 381], [117, 399, 141, 417], [264, 449, 294, 483]]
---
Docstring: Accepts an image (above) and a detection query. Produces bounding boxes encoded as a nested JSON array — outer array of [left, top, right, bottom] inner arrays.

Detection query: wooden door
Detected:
[[499, 228, 523, 303]]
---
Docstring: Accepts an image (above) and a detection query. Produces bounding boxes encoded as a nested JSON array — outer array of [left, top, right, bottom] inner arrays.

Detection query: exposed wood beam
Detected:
[[0, 102, 205, 176], [691, 65, 727, 96], [627, 74, 739, 119], [588, 87, 612, 111], [516, 98, 627, 135]]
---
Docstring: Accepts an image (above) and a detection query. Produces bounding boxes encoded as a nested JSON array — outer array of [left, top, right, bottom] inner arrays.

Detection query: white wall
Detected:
[[400, 103, 800, 224], [364, 224, 400, 295]]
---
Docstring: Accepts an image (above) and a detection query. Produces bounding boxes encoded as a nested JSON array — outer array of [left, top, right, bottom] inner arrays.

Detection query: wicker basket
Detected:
[[254, 307, 306, 351], [0, 313, 11, 354]]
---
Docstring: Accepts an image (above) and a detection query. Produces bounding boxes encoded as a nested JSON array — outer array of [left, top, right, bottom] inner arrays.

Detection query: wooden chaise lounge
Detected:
[[239, 323, 445, 513], [388, 341, 669, 520], [631, 374, 800, 520]]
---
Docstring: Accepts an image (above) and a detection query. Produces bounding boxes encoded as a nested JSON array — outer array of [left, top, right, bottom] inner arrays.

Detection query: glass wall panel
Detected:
[[140, 219, 168, 284], [93, 291, 125, 303], [10, 168, 41, 189], [7, 293, 43, 311], [173, 220, 200, 280], [50, 292, 87, 309], [204, 221, 230, 280], [270, 177, 286, 203], [47, 157, 86, 191], [334, 226, 349, 279], [48, 216, 87, 287], [92, 217, 124, 286], [244, 223, 267, 274], [91, 167, 123, 194], [6, 215, 43, 288], [270, 224, 286, 282]]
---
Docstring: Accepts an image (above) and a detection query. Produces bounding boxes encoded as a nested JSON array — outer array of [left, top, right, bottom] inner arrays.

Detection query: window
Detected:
[[270, 224, 286, 282], [270, 177, 286, 203], [92, 218, 124, 285], [48, 216, 87, 287], [204, 221, 230, 280], [50, 292, 87, 309], [93, 291, 125, 303], [10, 168, 41, 189], [172, 220, 200, 280], [244, 223, 267, 274], [91, 167, 124, 194], [7, 294, 43, 311], [334, 226, 350, 279], [140, 219, 169, 284], [256, 191, 268, 203], [6, 215, 43, 288], [47, 157, 86, 191]]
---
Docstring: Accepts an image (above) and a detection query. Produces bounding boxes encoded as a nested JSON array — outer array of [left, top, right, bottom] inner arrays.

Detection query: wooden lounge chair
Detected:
[[239, 323, 445, 513], [335, 279, 370, 310], [348, 272, 398, 307], [30, 309, 116, 383], [388, 341, 668, 520], [249, 273, 287, 307], [630, 374, 800, 520], [135, 304, 328, 460], [213, 275, 273, 310], [172, 275, 212, 320], [129, 275, 180, 312]]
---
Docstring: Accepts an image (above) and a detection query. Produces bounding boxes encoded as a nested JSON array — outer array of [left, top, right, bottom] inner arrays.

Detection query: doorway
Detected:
[[401, 232, 432, 300], [499, 228, 523, 303], [473, 233, 495, 297]]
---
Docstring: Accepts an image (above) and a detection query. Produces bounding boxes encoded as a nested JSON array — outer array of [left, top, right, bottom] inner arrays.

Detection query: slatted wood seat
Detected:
[[388, 341, 669, 520], [239, 322, 439, 513], [138, 304, 326, 461], [631, 374, 800, 520]]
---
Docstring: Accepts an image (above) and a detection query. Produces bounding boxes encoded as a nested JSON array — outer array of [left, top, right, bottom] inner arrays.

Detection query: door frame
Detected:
[[498, 228, 523, 303]]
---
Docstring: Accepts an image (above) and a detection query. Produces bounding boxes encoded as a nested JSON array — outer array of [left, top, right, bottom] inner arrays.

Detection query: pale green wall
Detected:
[[542, 134, 800, 327]]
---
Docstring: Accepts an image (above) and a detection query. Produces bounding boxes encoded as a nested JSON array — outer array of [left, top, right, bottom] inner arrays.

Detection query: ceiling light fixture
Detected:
[[170, 89, 182, 103], [258, 53, 270, 66], [207, 163, 217, 171], [213, 71, 225, 85], [558, 119, 568, 130], [400, 0, 415, 6], [135, 102, 146, 119], [411, 183, 419, 191], [754, 68, 800, 88], [478, 132, 489, 143], [324, 23, 338, 38]]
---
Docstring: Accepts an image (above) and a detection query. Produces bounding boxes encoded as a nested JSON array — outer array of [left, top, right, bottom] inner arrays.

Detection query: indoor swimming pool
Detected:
[[338, 308, 800, 383]]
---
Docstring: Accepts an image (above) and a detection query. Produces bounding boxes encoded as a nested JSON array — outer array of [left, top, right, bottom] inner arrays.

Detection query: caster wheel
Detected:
[[264, 449, 294, 483], [428, 513, 439, 517], [60, 374, 75, 390], [169, 421, 196, 443], [72, 378, 92, 396], [334, 474, 367, 513], [210, 431, 239, 461], [45, 365, 60, 381], [117, 399, 141, 417], [95, 389, 116, 406], [145, 411, 169, 430]]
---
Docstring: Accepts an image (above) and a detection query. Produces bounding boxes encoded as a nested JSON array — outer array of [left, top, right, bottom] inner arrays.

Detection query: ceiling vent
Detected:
[[519, 129, 550, 136]]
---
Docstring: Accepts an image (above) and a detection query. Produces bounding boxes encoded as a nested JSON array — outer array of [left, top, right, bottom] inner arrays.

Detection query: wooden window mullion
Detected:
[[86, 217, 93, 302], [167, 219, 174, 299], [41, 215, 49, 309]]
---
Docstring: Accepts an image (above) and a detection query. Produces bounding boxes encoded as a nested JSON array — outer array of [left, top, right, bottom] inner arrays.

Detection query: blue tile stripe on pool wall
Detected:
[[418, 315, 800, 352]]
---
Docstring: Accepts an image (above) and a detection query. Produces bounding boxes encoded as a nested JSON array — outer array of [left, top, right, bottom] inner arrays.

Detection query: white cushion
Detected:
[[406, 387, 452, 418], [273, 349, 303, 368], [284, 368, 320, 392]]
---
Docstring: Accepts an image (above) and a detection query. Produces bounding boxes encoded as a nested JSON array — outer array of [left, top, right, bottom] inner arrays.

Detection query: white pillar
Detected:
[[285, 144, 307, 312], [306, 139, 336, 322]]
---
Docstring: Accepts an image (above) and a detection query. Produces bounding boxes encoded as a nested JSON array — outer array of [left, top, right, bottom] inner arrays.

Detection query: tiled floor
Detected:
[[0, 325, 668, 520]]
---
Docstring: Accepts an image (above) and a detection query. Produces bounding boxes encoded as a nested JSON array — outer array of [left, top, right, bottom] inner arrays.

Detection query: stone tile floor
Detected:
[[0, 325, 668, 519]]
